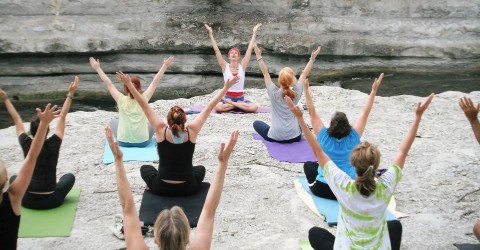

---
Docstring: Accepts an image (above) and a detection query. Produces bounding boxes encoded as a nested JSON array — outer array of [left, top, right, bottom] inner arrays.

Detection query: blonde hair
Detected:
[[350, 142, 381, 197], [0, 160, 7, 204], [278, 67, 297, 99], [154, 206, 190, 250]]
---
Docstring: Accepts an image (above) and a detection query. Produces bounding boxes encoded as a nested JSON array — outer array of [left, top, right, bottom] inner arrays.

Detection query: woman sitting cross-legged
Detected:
[[252, 44, 321, 143], [117, 70, 239, 196], [1, 78, 78, 210], [285, 93, 434, 250], [303, 73, 384, 200], [105, 125, 238, 250]]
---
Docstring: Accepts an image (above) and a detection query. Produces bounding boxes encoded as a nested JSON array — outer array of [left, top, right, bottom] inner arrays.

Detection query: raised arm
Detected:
[[253, 44, 272, 86], [459, 96, 480, 144], [353, 73, 384, 137], [9, 104, 59, 215], [191, 130, 238, 250], [105, 126, 148, 250], [204, 24, 227, 71], [116, 72, 166, 134], [89, 57, 122, 102], [285, 96, 330, 168], [298, 46, 321, 83], [240, 23, 262, 70], [0, 88, 25, 136], [55, 76, 79, 139], [144, 56, 175, 100], [303, 79, 324, 135], [393, 93, 434, 169], [187, 76, 239, 137]]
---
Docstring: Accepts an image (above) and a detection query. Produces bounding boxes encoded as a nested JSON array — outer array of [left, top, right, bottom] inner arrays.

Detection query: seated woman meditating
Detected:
[[89, 56, 174, 147], [105, 125, 238, 250], [0, 104, 59, 249], [205, 23, 261, 113], [252, 44, 320, 143], [303, 73, 384, 199], [286, 93, 434, 250], [0, 78, 78, 209], [117, 70, 239, 196]]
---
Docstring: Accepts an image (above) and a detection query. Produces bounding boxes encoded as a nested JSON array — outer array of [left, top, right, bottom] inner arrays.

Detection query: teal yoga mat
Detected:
[[18, 188, 81, 238], [102, 138, 158, 164], [295, 177, 397, 226]]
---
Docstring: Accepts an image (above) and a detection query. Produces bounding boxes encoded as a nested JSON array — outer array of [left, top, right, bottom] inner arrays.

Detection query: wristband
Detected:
[[257, 57, 263, 61], [67, 95, 73, 100]]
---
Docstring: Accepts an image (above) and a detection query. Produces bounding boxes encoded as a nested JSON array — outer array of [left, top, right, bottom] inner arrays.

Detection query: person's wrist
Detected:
[[66, 95, 73, 100], [310, 57, 315, 62], [257, 57, 263, 61]]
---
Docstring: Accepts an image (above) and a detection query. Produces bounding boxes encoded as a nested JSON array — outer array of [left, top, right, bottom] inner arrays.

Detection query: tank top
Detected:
[[0, 192, 20, 249], [157, 128, 195, 181], [223, 63, 245, 93]]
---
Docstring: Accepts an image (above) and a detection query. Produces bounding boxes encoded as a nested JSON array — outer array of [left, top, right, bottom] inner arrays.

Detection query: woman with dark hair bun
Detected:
[[303, 73, 384, 200], [252, 44, 321, 143], [116, 68, 239, 196], [89, 56, 174, 147]]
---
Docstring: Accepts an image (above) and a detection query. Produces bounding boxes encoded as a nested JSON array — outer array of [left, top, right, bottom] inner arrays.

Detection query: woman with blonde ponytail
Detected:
[[286, 93, 434, 250], [252, 44, 321, 143], [117, 69, 239, 196]]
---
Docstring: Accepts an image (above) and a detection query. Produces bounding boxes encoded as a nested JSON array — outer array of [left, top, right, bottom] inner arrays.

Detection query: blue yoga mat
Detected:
[[102, 138, 158, 164], [295, 176, 397, 226]]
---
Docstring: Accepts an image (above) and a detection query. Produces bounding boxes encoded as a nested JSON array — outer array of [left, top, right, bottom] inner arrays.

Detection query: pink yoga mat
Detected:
[[253, 133, 316, 163], [189, 106, 270, 113]]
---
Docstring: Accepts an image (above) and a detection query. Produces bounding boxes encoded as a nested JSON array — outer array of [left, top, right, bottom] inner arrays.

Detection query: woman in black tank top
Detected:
[[117, 67, 240, 196]]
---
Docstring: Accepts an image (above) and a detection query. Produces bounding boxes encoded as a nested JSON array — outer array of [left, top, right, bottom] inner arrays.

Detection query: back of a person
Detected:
[[117, 94, 149, 143], [267, 82, 302, 139], [157, 140, 195, 180]]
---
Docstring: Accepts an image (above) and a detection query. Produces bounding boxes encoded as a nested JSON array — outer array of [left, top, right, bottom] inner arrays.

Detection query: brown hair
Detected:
[[350, 142, 381, 197], [167, 106, 187, 137], [278, 67, 296, 99], [123, 75, 141, 99], [30, 114, 49, 137], [327, 112, 352, 139], [154, 206, 190, 250]]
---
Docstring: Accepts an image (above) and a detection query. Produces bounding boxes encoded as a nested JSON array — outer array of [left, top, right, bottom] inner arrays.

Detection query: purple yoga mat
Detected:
[[189, 106, 270, 113], [252, 133, 317, 163]]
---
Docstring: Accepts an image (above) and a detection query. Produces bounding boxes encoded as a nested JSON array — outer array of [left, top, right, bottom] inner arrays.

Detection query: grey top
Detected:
[[266, 80, 303, 140]]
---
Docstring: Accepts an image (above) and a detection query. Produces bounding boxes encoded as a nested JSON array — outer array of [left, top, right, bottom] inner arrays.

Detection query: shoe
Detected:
[[110, 214, 125, 240]]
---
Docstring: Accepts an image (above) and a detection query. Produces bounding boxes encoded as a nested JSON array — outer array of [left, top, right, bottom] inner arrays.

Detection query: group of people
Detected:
[[0, 22, 479, 250]]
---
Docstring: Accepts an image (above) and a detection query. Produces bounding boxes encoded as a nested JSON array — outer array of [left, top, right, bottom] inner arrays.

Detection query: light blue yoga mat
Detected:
[[295, 176, 397, 226], [102, 138, 158, 164]]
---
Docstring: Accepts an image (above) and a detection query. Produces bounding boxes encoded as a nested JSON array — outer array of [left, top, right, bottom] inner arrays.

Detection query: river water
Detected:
[[0, 73, 478, 129]]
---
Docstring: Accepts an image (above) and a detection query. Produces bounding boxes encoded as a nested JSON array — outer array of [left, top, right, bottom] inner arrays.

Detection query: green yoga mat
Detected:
[[300, 239, 314, 250], [18, 188, 81, 238]]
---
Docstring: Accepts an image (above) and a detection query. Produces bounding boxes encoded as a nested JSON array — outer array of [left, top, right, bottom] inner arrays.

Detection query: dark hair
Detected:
[[351, 142, 381, 197], [30, 114, 50, 137], [123, 75, 141, 99], [167, 106, 186, 137], [327, 112, 352, 139]]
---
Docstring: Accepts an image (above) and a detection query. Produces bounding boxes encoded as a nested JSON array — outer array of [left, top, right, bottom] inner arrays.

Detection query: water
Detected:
[[1, 73, 479, 129]]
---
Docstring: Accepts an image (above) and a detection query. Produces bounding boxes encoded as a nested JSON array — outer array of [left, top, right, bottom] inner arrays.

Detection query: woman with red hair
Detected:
[[89, 56, 174, 147], [252, 44, 321, 143], [205, 23, 261, 113]]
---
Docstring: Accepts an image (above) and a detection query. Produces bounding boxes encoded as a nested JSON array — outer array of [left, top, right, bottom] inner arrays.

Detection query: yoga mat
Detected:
[[454, 243, 480, 250], [253, 133, 316, 163], [139, 182, 210, 228], [102, 138, 158, 164], [189, 105, 270, 114], [294, 177, 398, 226], [18, 188, 81, 238], [300, 239, 315, 250]]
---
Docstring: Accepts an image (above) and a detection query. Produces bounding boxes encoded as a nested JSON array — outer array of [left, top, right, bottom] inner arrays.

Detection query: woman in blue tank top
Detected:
[[117, 66, 240, 196], [303, 73, 384, 200]]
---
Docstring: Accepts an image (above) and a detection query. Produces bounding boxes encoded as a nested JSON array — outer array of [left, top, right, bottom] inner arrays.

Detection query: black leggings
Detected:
[[10, 173, 75, 209], [140, 165, 205, 197], [253, 120, 301, 143], [308, 220, 403, 250], [304, 161, 337, 200]]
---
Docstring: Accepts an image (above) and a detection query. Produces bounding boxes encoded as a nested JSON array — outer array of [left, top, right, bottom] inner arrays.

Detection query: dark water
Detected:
[[1, 73, 479, 130]]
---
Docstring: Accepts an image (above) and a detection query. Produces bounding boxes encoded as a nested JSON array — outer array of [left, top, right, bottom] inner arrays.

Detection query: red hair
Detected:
[[228, 47, 241, 57], [124, 75, 141, 99], [278, 67, 296, 99]]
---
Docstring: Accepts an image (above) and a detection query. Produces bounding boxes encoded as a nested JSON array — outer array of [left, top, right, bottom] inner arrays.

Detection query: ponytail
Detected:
[[278, 67, 296, 99], [167, 106, 186, 137], [350, 142, 381, 197]]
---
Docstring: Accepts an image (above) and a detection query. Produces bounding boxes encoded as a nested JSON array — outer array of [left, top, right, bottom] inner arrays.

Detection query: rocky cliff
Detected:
[[0, 0, 479, 100]]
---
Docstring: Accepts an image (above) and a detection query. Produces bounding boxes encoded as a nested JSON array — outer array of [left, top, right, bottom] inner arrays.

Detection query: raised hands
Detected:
[[225, 76, 240, 89], [218, 130, 239, 165], [105, 126, 123, 160], [116, 71, 132, 88], [459, 96, 479, 121], [36, 103, 61, 125], [303, 78, 310, 91], [162, 56, 175, 69], [371, 73, 384, 93], [416, 93, 435, 117], [310, 46, 321, 61], [0, 87, 7, 99], [253, 23, 262, 34], [89, 57, 101, 70], [204, 24, 213, 35], [69, 76, 79, 93], [253, 43, 262, 57]]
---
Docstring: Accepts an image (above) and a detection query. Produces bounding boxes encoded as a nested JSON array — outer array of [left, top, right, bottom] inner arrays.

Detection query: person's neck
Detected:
[[229, 61, 239, 68]]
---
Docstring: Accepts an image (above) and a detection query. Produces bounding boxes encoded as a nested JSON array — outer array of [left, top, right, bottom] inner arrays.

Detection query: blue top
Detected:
[[316, 127, 360, 183]]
